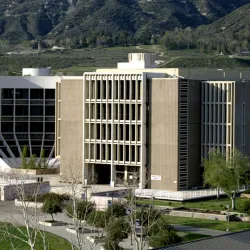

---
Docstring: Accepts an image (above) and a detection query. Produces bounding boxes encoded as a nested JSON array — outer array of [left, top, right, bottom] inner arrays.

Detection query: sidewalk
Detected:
[[0, 201, 228, 249]]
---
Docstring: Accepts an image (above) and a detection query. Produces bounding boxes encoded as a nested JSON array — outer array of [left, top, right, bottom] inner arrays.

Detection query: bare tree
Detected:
[[0, 171, 47, 250], [59, 161, 101, 250]]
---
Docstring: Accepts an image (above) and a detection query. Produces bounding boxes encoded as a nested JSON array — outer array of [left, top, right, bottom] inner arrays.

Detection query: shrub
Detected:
[[103, 241, 123, 250], [66, 200, 95, 220], [106, 202, 126, 218], [149, 229, 182, 248], [243, 188, 250, 194], [87, 211, 107, 228], [42, 195, 63, 221], [107, 218, 130, 241], [104, 218, 130, 250], [37, 192, 69, 202], [237, 199, 250, 215], [136, 208, 161, 226], [24, 192, 70, 202], [148, 217, 173, 237]]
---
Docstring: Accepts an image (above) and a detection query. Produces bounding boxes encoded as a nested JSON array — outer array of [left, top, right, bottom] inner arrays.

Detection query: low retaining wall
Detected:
[[11, 169, 57, 175], [1, 181, 50, 201], [166, 210, 236, 221], [15, 199, 43, 208], [241, 193, 250, 199]]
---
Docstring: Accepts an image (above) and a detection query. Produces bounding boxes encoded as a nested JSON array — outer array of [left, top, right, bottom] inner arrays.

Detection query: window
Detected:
[[45, 89, 55, 99], [102, 144, 106, 160], [132, 81, 136, 100], [126, 80, 130, 100], [108, 80, 112, 100], [45, 106, 55, 116], [2, 106, 13, 116], [16, 89, 29, 99], [120, 81, 124, 99], [125, 104, 130, 120], [30, 89, 44, 99], [125, 145, 129, 161], [16, 106, 28, 116], [119, 145, 123, 161], [2, 122, 13, 132], [16, 122, 28, 132], [45, 122, 55, 133], [1, 89, 14, 99], [137, 81, 141, 100], [102, 81, 106, 99], [30, 122, 43, 132], [97, 81, 101, 99], [30, 106, 43, 116]]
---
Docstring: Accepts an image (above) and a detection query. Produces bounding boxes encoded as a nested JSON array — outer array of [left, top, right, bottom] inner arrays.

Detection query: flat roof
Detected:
[[159, 230, 250, 250]]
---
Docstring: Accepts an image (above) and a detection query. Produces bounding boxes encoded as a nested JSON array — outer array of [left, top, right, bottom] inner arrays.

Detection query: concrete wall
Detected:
[[166, 210, 235, 221], [90, 196, 125, 211], [149, 78, 179, 191], [1, 181, 50, 201], [59, 79, 84, 181]]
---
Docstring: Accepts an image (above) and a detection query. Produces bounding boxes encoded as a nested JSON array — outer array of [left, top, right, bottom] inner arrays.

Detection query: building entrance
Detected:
[[95, 164, 110, 184]]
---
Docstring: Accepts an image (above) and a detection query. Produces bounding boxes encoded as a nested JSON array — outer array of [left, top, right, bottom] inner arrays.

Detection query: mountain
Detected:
[[160, 3, 250, 54], [0, 0, 249, 45], [195, 3, 250, 38]]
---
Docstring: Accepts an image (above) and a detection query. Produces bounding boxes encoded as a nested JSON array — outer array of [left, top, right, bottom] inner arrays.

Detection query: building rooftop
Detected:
[[158, 230, 250, 250]]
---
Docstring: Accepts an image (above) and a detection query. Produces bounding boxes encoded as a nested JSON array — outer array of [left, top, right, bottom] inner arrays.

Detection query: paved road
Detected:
[[0, 201, 228, 249]]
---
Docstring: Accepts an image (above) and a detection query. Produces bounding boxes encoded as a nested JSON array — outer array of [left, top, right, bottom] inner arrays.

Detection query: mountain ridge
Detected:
[[0, 0, 249, 45]]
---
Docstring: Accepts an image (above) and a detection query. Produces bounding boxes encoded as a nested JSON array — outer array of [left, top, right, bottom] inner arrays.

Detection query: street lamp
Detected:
[[226, 205, 230, 232]]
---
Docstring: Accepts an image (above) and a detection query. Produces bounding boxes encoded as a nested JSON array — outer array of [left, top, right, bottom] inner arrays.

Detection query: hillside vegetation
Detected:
[[160, 3, 250, 54], [0, 0, 249, 46]]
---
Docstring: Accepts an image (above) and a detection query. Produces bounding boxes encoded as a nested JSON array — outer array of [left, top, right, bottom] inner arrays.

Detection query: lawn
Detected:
[[0, 223, 71, 250], [180, 232, 210, 242], [165, 216, 250, 232], [138, 196, 241, 211], [0, 46, 153, 76]]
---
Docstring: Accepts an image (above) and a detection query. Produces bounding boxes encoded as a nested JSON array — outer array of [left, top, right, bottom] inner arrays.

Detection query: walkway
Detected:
[[0, 201, 228, 250]]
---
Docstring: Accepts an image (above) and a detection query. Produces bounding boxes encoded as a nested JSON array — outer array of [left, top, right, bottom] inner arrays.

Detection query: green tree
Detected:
[[222, 149, 250, 209], [28, 154, 37, 169], [39, 148, 47, 169], [87, 211, 107, 228], [203, 148, 250, 209], [149, 229, 182, 248], [203, 149, 225, 199], [42, 196, 63, 221], [106, 202, 126, 219], [21, 145, 28, 169], [66, 200, 95, 220], [104, 218, 130, 250], [237, 199, 250, 215]]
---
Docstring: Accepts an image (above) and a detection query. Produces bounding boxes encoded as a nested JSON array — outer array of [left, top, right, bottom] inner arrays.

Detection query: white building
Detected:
[[0, 69, 60, 170]]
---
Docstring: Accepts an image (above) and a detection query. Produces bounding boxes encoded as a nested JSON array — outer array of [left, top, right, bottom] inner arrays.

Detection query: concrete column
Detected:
[[91, 164, 95, 183], [139, 165, 146, 189], [124, 165, 128, 185], [82, 163, 89, 185], [110, 164, 115, 187]]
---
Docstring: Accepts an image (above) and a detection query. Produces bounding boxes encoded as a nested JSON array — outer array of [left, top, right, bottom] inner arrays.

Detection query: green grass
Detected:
[[138, 196, 241, 212], [0, 46, 153, 76], [0, 223, 71, 250], [165, 216, 250, 232], [181, 232, 210, 242]]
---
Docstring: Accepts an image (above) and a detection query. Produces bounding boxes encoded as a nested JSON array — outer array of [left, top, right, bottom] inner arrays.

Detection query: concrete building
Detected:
[[1, 55, 249, 192], [0, 68, 60, 170], [56, 53, 250, 191]]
